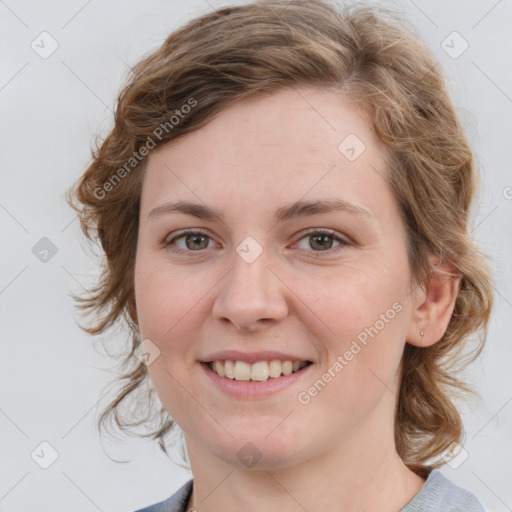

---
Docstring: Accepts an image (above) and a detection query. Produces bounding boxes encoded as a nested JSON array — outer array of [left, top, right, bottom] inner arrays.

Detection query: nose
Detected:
[[211, 247, 289, 332]]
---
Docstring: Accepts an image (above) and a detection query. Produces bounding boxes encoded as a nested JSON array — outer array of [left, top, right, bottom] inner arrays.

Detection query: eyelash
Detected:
[[163, 228, 350, 257]]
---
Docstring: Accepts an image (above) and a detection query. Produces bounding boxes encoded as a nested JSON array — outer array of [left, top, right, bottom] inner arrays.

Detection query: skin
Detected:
[[134, 86, 460, 511]]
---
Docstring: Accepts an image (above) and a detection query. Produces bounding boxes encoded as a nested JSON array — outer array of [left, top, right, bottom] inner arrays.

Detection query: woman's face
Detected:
[[134, 86, 419, 470]]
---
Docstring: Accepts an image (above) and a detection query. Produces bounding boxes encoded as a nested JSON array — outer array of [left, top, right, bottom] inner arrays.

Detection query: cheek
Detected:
[[134, 259, 203, 425], [298, 265, 406, 338], [298, 266, 408, 388], [135, 257, 209, 341]]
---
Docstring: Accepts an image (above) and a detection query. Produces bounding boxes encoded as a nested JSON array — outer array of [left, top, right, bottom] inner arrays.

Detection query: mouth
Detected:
[[205, 359, 313, 382]]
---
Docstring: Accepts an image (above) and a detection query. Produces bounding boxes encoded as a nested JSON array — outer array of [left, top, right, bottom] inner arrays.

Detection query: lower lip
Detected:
[[200, 362, 314, 399]]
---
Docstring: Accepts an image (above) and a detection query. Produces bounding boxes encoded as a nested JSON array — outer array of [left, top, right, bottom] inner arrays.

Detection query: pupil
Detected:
[[188, 234, 207, 250], [312, 234, 331, 250]]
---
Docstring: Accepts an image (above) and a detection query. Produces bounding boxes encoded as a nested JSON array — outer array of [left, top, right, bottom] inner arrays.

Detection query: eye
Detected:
[[164, 229, 215, 253], [163, 228, 350, 256], [293, 228, 350, 255]]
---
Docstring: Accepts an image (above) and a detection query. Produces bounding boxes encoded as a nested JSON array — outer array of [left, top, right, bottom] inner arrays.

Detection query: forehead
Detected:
[[141, 86, 394, 221]]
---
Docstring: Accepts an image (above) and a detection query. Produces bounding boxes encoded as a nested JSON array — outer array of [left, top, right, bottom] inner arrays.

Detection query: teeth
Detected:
[[209, 359, 309, 381], [225, 360, 235, 379], [281, 361, 293, 375], [213, 360, 225, 377], [269, 360, 282, 378], [234, 361, 251, 380], [251, 361, 269, 381]]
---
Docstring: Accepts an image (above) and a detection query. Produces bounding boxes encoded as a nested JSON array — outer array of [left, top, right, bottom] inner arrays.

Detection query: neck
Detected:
[[184, 425, 425, 512]]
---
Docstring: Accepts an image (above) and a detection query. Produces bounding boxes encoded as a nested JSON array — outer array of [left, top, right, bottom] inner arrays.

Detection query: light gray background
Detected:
[[1, 0, 511, 511]]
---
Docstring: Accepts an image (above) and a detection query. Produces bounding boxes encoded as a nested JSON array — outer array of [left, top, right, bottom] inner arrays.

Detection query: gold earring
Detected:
[[420, 329, 425, 345]]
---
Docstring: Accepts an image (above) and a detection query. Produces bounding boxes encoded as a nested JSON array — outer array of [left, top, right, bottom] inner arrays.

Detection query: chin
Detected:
[[208, 431, 309, 471]]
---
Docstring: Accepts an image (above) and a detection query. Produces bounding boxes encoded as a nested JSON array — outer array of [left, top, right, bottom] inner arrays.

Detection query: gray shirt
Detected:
[[134, 469, 484, 511]]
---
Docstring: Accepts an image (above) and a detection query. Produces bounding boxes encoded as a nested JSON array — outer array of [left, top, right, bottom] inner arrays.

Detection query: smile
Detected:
[[208, 359, 312, 381], [201, 359, 315, 399]]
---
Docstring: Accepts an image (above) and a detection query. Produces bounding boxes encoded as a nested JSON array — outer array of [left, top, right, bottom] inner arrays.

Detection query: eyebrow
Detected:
[[147, 198, 373, 222]]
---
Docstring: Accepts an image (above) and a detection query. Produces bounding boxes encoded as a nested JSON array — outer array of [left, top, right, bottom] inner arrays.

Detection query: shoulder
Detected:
[[401, 469, 485, 512], [134, 479, 193, 512]]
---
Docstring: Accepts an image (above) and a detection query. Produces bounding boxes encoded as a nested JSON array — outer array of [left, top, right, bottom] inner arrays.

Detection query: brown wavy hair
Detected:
[[67, 0, 494, 474]]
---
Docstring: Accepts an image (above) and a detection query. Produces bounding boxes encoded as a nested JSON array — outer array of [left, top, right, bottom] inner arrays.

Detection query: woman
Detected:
[[68, 1, 494, 510]]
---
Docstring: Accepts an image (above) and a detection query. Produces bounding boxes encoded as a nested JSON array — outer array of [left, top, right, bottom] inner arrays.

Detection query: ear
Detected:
[[406, 253, 461, 348]]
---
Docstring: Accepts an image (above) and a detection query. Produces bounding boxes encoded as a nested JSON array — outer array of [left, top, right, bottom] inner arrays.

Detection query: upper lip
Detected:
[[201, 350, 313, 364]]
